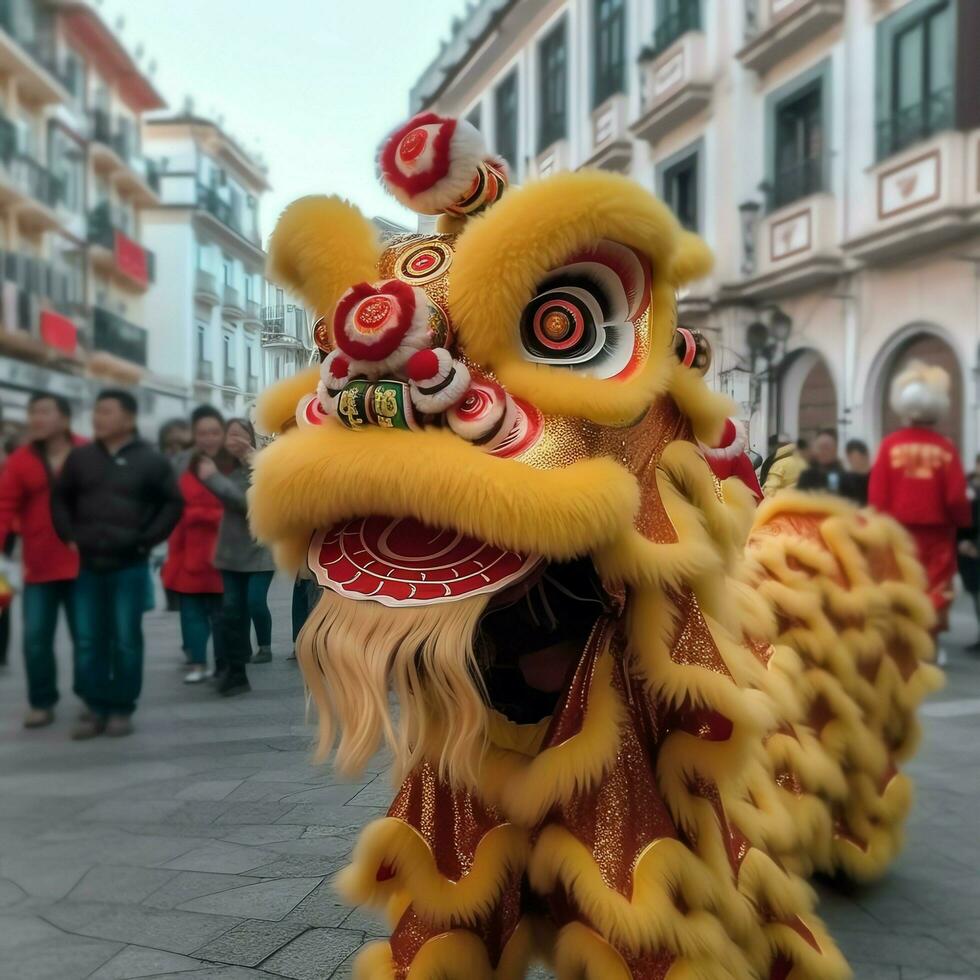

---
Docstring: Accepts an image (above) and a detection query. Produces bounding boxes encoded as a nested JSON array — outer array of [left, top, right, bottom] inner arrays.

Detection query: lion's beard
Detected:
[[296, 589, 492, 787]]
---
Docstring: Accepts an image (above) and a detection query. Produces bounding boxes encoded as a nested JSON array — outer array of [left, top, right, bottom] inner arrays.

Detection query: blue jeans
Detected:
[[179, 593, 223, 666], [72, 563, 148, 716], [23, 581, 76, 709], [220, 570, 274, 670]]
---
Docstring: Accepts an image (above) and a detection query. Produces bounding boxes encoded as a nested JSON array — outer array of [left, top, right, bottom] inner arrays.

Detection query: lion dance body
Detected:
[[250, 114, 941, 979]]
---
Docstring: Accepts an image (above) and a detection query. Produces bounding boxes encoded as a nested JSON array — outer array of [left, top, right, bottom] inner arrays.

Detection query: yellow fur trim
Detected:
[[667, 366, 733, 447], [451, 170, 697, 425], [254, 367, 319, 436], [266, 195, 380, 319], [480, 652, 624, 826], [249, 423, 639, 564], [336, 817, 528, 927], [668, 231, 714, 286]]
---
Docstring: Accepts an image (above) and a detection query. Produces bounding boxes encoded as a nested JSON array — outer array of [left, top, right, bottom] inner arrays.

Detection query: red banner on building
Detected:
[[114, 229, 149, 286], [40, 310, 78, 355]]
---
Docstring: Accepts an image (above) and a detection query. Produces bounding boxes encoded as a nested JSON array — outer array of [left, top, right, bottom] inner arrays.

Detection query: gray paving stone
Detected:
[[67, 864, 177, 904], [143, 872, 265, 911], [194, 918, 309, 966], [161, 843, 280, 874], [0, 933, 122, 980], [248, 855, 346, 879], [281, 881, 352, 929], [261, 927, 364, 979], [88, 946, 206, 979], [178, 876, 321, 920], [217, 825, 307, 846], [175, 780, 246, 802]]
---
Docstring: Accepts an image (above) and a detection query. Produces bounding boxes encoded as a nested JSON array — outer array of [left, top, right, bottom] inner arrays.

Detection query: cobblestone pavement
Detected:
[[0, 576, 979, 979]]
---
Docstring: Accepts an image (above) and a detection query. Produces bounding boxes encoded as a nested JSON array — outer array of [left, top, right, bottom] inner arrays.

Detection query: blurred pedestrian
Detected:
[[0, 393, 83, 727], [195, 418, 274, 697], [957, 453, 980, 652], [52, 390, 183, 738], [761, 437, 807, 497], [844, 438, 871, 505], [798, 429, 847, 494], [869, 361, 970, 634], [162, 406, 227, 684], [158, 418, 191, 459]]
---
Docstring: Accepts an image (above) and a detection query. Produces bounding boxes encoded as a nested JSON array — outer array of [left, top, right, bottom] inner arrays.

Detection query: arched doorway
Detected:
[[879, 332, 963, 450], [779, 349, 838, 442]]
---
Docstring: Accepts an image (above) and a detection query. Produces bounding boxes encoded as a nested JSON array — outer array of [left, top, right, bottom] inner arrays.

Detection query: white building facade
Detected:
[[411, 0, 980, 456], [0, 0, 167, 435], [142, 113, 269, 422]]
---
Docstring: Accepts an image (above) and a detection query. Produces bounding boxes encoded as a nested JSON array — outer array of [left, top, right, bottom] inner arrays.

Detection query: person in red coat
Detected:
[[701, 417, 763, 502], [0, 393, 83, 728], [869, 361, 970, 632], [162, 406, 227, 684]]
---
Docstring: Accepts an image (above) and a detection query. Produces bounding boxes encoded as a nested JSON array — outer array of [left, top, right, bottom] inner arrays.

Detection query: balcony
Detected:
[[534, 139, 570, 179], [631, 31, 711, 147], [737, 0, 844, 75], [725, 193, 843, 300], [194, 268, 220, 306], [92, 306, 147, 367], [89, 109, 160, 205], [195, 360, 213, 383], [246, 374, 259, 394], [223, 366, 238, 388], [87, 203, 155, 290], [844, 127, 980, 264], [0, 143, 65, 232], [766, 154, 826, 212], [222, 283, 245, 318], [0, 5, 72, 104], [196, 183, 260, 248], [876, 89, 954, 162], [581, 95, 632, 172], [243, 298, 262, 325]]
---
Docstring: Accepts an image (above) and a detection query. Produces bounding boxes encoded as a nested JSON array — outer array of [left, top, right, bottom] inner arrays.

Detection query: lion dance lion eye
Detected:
[[518, 239, 649, 380]]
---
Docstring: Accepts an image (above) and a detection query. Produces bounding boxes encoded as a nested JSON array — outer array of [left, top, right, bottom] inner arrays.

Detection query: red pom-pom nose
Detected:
[[406, 348, 440, 382]]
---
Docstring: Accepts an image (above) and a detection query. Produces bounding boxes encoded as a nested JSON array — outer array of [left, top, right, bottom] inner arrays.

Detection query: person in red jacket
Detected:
[[701, 417, 763, 501], [0, 393, 83, 728], [162, 406, 227, 684], [869, 361, 970, 632]]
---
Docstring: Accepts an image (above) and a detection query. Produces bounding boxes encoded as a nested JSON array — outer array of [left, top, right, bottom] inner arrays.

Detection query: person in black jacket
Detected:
[[52, 389, 183, 738]]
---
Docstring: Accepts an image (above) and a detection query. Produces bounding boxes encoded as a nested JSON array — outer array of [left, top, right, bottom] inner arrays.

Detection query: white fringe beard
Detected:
[[296, 589, 493, 788]]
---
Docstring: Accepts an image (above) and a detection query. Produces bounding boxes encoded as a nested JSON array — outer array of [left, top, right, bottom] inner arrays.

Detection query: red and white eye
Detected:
[[447, 378, 517, 450], [333, 280, 434, 375], [520, 239, 651, 380]]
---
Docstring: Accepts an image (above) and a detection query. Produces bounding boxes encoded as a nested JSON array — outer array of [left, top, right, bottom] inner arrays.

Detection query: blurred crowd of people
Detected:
[[0, 391, 318, 740]]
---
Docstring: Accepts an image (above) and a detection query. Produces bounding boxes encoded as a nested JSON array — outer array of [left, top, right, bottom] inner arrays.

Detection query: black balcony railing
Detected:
[[653, 0, 701, 55], [262, 305, 285, 331], [0, 250, 76, 334], [87, 202, 155, 282], [0, 1, 73, 91], [876, 88, 954, 161], [14, 153, 63, 208], [198, 184, 237, 232], [93, 306, 147, 365], [769, 154, 825, 210]]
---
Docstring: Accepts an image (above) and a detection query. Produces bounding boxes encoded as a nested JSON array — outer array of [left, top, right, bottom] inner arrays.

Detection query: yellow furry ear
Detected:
[[255, 367, 319, 436], [266, 196, 381, 317], [669, 231, 713, 286]]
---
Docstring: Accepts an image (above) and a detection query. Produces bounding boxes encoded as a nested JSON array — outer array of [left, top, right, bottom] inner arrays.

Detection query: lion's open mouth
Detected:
[[308, 515, 613, 725]]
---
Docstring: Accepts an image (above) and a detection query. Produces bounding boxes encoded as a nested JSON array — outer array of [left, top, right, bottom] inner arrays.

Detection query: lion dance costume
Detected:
[[250, 114, 941, 979], [869, 361, 970, 631]]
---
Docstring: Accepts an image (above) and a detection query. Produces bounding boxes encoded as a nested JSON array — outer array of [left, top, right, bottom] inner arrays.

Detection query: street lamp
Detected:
[[739, 200, 762, 277], [746, 309, 793, 434]]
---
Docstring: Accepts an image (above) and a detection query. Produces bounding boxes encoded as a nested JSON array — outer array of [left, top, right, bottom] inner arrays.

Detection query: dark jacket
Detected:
[[798, 460, 868, 505], [201, 464, 275, 574], [52, 438, 183, 572]]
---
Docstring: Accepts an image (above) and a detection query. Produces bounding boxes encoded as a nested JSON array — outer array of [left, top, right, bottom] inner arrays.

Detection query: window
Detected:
[[222, 257, 233, 286], [466, 104, 482, 131], [196, 322, 207, 362], [772, 84, 824, 208], [877, 1, 953, 159], [538, 20, 568, 152], [663, 153, 698, 231], [223, 331, 234, 367], [593, 0, 625, 107], [654, 0, 701, 55], [494, 71, 519, 170], [244, 275, 252, 302]]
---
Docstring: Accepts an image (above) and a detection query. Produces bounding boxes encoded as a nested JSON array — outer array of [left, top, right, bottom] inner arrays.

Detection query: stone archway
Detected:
[[877, 331, 963, 450], [778, 348, 838, 443]]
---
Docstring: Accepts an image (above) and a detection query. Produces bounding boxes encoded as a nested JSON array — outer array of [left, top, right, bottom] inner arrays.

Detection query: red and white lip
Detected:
[[308, 516, 542, 607]]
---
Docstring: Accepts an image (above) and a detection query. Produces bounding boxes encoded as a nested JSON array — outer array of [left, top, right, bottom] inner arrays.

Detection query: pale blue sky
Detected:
[[100, 0, 465, 237]]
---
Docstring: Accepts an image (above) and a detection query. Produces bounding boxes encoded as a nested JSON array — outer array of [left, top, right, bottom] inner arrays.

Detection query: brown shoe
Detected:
[[71, 715, 106, 740], [23, 708, 54, 729], [104, 715, 134, 737]]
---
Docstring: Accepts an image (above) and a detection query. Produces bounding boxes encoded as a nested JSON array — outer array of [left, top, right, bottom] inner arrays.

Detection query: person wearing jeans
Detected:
[[162, 406, 227, 684], [196, 418, 275, 697], [0, 393, 82, 728], [52, 389, 183, 738]]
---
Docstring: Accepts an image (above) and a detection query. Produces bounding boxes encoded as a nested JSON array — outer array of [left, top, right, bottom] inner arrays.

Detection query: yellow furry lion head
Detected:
[[251, 112, 729, 782]]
